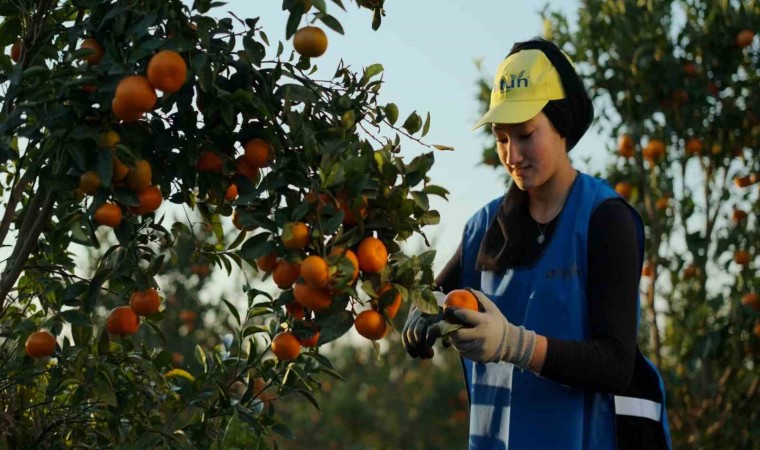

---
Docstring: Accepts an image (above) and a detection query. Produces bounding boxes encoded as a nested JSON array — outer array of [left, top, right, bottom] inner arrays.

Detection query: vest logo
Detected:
[[545, 263, 579, 279], [498, 70, 529, 93]]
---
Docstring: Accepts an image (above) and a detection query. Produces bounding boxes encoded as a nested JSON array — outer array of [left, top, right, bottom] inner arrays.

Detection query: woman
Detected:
[[402, 39, 671, 450]]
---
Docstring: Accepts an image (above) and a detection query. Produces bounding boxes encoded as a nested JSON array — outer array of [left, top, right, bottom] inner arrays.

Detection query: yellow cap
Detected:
[[473, 49, 568, 129]]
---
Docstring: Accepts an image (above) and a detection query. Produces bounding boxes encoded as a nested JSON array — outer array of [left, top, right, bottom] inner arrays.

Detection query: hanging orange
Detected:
[[147, 50, 187, 93]]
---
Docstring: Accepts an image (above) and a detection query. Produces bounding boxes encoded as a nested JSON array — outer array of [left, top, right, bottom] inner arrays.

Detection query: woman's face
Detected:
[[492, 112, 567, 191]]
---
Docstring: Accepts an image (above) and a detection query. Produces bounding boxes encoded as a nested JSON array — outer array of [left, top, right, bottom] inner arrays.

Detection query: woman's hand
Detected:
[[401, 292, 445, 359], [447, 289, 509, 363]]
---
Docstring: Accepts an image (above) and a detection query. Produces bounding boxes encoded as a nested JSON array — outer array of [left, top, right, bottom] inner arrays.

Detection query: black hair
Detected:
[[507, 38, 593, 152]]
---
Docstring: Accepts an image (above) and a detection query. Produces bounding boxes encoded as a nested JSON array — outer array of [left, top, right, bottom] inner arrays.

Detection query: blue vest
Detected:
[[459, 173, 672, 450]]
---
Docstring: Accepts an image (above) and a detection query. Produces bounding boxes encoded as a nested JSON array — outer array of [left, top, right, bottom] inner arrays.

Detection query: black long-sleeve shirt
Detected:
[[435, 195, 639, 394]]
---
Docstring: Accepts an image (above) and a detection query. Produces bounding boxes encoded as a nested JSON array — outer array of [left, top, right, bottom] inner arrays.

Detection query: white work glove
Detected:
[[448, 289, 536, 368]]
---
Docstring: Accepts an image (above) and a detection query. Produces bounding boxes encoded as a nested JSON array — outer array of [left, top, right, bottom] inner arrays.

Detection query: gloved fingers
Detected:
[[411, 316, 435, 358], [466, 288, 497, 312], [450, 338, 481, 355], [425, 320, 442, 348], [450, 326, 479, 343], [402, 315, 422, 357], [450, 308, 481, 327]]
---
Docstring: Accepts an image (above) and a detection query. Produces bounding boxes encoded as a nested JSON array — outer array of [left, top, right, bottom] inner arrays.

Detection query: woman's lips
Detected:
[[512, 166, 531, 176]]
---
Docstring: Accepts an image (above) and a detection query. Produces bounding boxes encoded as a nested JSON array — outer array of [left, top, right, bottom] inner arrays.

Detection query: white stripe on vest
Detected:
[[614, 395, 662, 421], [469, 362, 513, 449]]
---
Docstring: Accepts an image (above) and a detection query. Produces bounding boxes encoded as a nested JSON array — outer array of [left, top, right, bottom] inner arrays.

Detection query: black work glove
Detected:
[[401, 292, 446, 359]]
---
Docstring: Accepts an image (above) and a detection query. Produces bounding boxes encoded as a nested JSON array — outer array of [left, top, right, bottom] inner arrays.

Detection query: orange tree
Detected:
[[0, 0, 447, 447], [476, 1, 757, 448]]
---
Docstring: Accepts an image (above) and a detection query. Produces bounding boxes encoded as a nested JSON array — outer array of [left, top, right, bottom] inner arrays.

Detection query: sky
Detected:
[[207, 0, 606, 271]]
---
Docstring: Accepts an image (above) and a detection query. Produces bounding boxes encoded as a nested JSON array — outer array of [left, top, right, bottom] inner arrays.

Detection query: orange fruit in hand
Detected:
[[294, 281, 332, 311], [272, 331, 301, 360], [130, 287, 161, 316], [443, 289, 480, 324], [131, 185, 163, 215], [225, 183, 238, 201], [196, 151, 224, 172], [114, 75, 157, 112], [147, 50, 187, 93], [272, 260, 301, 289], [329, 247, 359, 283], [243, 138, 273, 169], [298, 321, 320, 347], [112, 97, 144, 122], [25, 330, 56, 358], [373, 284, 402, 319], [112, 154, 130, 181], [256, 252, 278, 272], [94, 203, 122, 228], [80, 38, 104, 65], [293, 26, 328, 58], [10, 39, 21, 62], [736, 29, 755, 48], [301, 255, 330, 288], [357, 236, 388, 273], [127, 159, 152, 192], [282, 222, 310, 250], [107, 306, 140, 336], [79, 171, 101, 195], [354, 310, 387, 340]]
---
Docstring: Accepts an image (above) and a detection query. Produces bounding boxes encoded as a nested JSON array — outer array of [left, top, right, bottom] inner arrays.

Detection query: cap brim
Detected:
[[472, 99, 549, 130]]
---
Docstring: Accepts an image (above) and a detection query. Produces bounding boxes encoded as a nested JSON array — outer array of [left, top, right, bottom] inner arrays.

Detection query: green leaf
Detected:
[[402, 111, 422, 134], [84, 269, 113, 312], [195, 345, 208, 373], [314, 310, 354, 345], [92, 378, 118, 407], [385, 103, 399, 125], [422, 112, 431, 137], [361, 63, 384, 84], [423, 184, 450, 199], [433, 144, 455, 151], [312, 0, 327, 13], [61, 309, 90, 326], [62, 281, 89, 305], [410, 191, 429, 210], [223, 298, 241, 326], [319, 14, 345, 34], [435, 320, 464, 337], [372, 6, 382, 30], [417, 289, 441, 314], [419, 210, 440, 225], [221, 409, 265, 448], [147, 254, 165, 277], [285, 11, 302, 39], [239, 233, 275, 261]]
